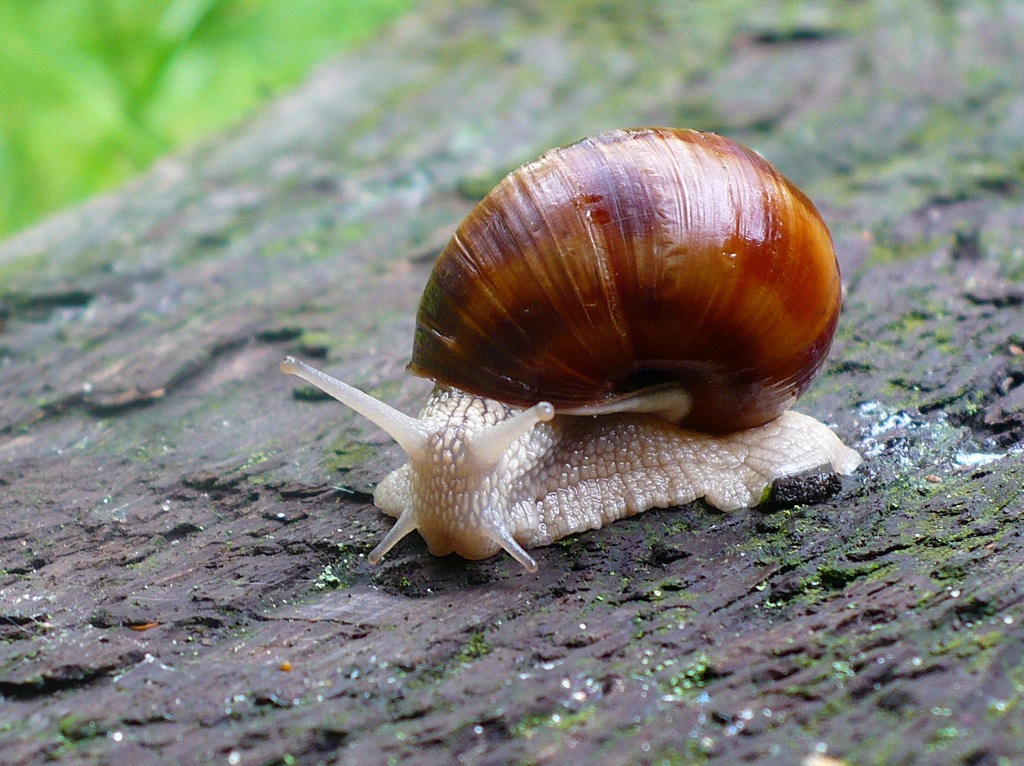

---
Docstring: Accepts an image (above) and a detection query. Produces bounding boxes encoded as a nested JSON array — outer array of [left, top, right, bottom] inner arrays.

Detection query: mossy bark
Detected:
[[2, 2, 1023, 764]]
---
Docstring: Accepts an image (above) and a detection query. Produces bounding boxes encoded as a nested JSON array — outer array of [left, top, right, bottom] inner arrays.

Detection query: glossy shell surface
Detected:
[[410, 128, 842, 432]]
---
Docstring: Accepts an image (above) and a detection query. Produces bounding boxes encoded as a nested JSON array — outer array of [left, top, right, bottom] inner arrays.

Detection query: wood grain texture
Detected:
[[2, 1, 1024, 764]]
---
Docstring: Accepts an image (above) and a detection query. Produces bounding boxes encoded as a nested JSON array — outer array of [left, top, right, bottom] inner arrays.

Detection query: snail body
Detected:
[[282, 128, 861, 572]]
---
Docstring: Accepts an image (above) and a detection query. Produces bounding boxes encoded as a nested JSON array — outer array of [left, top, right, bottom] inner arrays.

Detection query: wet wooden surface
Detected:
[[2, 2, 1023, 763]]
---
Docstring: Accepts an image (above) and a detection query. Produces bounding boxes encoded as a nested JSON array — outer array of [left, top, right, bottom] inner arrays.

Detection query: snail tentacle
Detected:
[[366, 508, 418, 564], [484, 517, 538, 573], [466, 400, 554, 468], [281, 356, 429, 458]]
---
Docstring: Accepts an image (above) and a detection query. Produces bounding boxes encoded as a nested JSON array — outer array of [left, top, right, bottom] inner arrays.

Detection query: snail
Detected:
[[282, 127, 861, 572]]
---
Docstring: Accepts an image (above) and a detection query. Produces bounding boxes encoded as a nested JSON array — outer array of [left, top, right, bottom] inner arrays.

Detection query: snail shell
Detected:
[[412, 128, 841, 432], [281, 128, 860, 572]]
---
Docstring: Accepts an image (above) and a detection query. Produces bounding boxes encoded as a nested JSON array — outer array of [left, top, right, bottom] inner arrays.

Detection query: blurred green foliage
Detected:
[[0, 0, 412, 239]]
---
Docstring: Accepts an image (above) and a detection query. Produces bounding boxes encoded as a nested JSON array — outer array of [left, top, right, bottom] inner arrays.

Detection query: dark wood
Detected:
[[2, 2, 1023, 764]]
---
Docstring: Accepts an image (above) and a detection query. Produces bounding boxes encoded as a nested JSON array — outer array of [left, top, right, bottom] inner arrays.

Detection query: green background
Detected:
[[0, 0, 412, 239]]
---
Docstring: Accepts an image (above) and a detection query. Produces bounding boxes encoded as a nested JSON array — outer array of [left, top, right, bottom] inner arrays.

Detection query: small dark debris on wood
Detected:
[[290, 383, 334, 401], [256, 326, 304, 342], [950, 226, 983, 262], [767, 467, 845, 509], [648, 539, 692, 566], [964, 281, 1024, 307]]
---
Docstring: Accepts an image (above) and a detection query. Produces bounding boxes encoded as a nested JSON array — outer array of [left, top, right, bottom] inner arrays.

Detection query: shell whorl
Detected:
[[410, 128, 842, 433]]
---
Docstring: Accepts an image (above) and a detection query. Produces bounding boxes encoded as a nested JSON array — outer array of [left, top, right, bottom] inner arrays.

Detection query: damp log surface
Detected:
[[2, 2, 1024, 764]]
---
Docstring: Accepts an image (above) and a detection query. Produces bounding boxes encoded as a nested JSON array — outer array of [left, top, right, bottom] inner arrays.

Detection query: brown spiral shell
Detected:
[[409, 128, 842, 433]]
